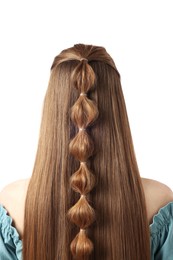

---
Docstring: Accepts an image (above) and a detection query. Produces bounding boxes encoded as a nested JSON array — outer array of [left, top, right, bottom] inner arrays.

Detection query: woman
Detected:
[[0, 44, 173, 260]]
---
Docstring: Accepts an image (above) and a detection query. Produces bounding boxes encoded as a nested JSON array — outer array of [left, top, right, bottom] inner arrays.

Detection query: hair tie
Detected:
[[79, 127, 86, 131], [80, 58, 88, 62], [80, 161, 86, 165], [80, 92, 87, 96], [80, 228, 85, 232]]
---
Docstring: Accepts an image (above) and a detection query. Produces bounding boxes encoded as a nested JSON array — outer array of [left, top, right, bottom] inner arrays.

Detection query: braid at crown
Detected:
[[67, 58, 99, 259]]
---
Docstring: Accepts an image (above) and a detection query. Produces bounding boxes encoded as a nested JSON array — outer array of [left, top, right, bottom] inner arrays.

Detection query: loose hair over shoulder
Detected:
[[23, 44, 150, 259]]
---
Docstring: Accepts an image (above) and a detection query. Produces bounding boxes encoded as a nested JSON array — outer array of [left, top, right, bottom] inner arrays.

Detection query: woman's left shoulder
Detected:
[[0, 178, 30, 206], [0, 178, 30, 238]]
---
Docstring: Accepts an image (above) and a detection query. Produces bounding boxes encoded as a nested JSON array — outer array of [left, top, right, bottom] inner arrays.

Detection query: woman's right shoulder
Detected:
[[141, 177, 173, 224]]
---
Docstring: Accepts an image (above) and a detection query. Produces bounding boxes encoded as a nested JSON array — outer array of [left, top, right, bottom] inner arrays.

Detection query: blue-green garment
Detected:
[[0, 202, 173, 260]]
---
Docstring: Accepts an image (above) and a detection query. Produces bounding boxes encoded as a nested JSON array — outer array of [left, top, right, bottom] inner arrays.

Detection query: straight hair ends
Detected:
[[23, 44, 150, 260]]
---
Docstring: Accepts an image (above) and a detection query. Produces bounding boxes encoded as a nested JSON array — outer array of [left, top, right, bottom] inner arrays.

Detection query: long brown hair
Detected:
[[23, 44, 150, 259]]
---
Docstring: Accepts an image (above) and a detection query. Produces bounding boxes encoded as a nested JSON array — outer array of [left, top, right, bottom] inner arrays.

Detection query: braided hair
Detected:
[[67, 58, 99, 258], [51, 45, 117, 258]]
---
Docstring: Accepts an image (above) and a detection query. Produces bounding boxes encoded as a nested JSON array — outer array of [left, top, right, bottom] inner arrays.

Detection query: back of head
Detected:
[[23, 44, 150, 260]]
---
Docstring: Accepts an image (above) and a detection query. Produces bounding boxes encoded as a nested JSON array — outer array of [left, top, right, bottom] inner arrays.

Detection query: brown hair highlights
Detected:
[[23, 44, 150, 260]]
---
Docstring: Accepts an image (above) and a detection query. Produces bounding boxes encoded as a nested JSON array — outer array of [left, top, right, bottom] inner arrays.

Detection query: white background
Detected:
[[0, 0, 173, 191]]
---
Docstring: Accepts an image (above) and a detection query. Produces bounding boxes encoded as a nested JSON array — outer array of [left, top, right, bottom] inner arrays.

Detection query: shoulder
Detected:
[[0, 178, 30, 238], [141, 178, 173, 223], [141, 177, 173, 202], [0, 177, 173, 229], [0, 178, 30, 206]]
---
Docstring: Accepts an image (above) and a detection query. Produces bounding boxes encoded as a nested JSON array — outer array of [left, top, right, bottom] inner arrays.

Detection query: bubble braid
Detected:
[[67, 58, 99, 259]]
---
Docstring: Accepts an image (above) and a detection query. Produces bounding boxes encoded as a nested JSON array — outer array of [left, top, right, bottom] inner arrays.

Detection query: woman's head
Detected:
[[23, 44, 150, 260], [51, 44, 118, 71]]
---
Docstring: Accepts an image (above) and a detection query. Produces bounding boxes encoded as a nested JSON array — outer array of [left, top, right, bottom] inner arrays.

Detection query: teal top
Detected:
[[0, 202, 173, 260]]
